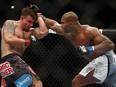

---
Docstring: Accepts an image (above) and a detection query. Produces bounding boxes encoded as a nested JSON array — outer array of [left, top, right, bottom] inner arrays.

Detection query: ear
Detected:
[[20, 16, 24, 20]]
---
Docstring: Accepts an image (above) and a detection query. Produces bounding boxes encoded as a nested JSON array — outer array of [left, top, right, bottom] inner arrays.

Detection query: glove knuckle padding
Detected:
[[30, 4, 39, 13]]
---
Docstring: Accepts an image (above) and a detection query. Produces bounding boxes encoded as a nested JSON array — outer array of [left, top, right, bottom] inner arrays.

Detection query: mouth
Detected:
[[24, 28, 30, 32]]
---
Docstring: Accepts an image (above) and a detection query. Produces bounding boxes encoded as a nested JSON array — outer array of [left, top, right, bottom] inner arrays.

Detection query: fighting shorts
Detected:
[[79, 50, 116, 84], [0, 53, 40, 87]]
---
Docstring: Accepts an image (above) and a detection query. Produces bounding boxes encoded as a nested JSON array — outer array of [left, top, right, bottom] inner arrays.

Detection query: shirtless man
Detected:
[[0, 5, 48, 87], [42, 11, 116, 87]]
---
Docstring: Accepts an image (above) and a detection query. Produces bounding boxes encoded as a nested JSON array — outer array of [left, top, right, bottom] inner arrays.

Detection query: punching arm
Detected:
[[42, 17, 64, 35], [30, 4, 64, 35]]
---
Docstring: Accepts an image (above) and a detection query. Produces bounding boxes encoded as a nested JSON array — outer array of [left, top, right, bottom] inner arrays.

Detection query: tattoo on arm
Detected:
[[3, 20, 16, 36]]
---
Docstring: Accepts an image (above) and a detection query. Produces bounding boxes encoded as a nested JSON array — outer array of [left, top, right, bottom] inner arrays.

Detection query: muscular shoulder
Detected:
[[2, 20, 17, 35], [82, 25, 101, 39], [4, 20, 16, 24], [85, 26, 99, 34], [3, 20, 16, 28]]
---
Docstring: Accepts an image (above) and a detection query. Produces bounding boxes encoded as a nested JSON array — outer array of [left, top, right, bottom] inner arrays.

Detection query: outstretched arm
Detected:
[[43, 17, 65, 35], [30, 4, 64, 35]]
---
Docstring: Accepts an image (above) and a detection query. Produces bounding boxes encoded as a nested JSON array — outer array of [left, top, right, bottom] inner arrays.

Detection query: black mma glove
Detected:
[[78, 46, 95, 55], [25, 35, 37, 46], [30, 4, 39, 13], [30, 4, 43, 17]]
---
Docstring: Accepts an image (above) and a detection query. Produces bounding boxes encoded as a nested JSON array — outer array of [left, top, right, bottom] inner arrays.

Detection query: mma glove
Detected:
[[78, 46, 94, 55], [30, 4, 44, 18], [30, 4, 39, 13], [25, 35, 37, 46]]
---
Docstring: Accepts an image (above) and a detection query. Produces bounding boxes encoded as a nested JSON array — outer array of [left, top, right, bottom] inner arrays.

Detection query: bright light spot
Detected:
[[11, 5, 14, 9]]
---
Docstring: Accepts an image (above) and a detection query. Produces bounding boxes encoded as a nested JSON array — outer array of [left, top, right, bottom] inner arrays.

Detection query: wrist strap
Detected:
[[25, 40, 30, 46]]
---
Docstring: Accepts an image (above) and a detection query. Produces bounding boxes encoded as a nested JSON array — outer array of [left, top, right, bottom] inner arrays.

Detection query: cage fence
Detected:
[[22, 34, 111, 87]]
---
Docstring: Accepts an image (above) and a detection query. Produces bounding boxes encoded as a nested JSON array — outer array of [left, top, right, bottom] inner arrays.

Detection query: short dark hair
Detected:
[[62, 11, 78, 22], [21, 6, 37, 20]]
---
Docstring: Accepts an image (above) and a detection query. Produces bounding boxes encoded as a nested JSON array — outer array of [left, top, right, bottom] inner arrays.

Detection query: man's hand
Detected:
[[25, 35, 37, 46], [30, 4, 44, 19], [30, 4, 39, 14], [78, 46, 95, 54]]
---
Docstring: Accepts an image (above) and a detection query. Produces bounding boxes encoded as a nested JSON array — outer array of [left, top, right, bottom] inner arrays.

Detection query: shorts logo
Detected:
[[0, 61, 14, 78], [14, 74, 32, 87]]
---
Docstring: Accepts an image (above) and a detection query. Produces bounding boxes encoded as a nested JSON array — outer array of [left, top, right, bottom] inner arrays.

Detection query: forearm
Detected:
[[78, 39, 115, 59], [5, 34, 26, 47], [33, 16, 48, 39], [43, 17, 64, 35], [94, 40, 115, 55], [37, 16, 48, 34], [43, 17, 57, 28]]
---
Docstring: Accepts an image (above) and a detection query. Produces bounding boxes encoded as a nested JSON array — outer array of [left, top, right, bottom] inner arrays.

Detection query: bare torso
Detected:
[[1, 20, 32, 57], [64, 26, 98, 61], [65, 26, 95, 48]]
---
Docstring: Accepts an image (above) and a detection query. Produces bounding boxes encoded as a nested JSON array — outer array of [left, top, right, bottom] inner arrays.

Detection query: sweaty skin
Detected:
[[1, 17, 48, 58], [42, 11, 115, 87], [2, 20, 25, 57], [43, 17, 114, 61], [1, 5, 48, 87]]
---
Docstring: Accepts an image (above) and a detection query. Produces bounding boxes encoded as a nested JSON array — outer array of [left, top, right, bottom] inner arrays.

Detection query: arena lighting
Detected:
[[11, 0, 15, 9], [11, 5, 15, 9]]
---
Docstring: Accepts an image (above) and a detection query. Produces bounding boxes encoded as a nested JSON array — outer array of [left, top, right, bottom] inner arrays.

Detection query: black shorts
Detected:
[[0, 53, 40, 87]]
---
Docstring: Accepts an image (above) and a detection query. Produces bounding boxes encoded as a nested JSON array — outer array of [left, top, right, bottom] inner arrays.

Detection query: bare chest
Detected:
[[66, 33, 94, 48], [15, 29, 32, 39], [15, 28, 24, 38]]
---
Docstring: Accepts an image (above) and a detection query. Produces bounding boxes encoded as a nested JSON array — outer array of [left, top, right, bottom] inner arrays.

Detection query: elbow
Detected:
[[108, 41, 115, 50], [40, 27, 49, 35], [40, 29, 49, 35], [111, 42, 115, 50], [36, 28, 49, 39]]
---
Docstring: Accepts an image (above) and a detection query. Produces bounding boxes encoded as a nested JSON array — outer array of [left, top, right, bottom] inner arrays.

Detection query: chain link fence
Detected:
[[22, 33, 110, 87]]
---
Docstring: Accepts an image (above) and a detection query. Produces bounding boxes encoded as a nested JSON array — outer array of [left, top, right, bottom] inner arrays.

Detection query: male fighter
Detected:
[[0, 5, 48, 87], [42, 11, 116, 87]]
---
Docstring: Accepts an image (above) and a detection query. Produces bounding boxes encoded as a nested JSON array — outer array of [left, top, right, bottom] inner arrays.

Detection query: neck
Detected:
[[16, 20, 24, 29], [72, 23, 82, 35]]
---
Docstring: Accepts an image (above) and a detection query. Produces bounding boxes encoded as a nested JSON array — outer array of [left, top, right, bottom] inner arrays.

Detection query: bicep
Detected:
[[92, 28, 114, 49]]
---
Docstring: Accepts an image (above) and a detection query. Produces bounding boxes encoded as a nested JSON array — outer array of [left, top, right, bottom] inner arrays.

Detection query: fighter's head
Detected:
[[21, 6, 37, 20], [20, 6, 37, 31], [61, 11, 78, 33]]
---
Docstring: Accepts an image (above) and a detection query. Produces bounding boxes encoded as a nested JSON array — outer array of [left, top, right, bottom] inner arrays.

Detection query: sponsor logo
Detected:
[[14, 74, 32, 87], [0, 61, 14, 78]]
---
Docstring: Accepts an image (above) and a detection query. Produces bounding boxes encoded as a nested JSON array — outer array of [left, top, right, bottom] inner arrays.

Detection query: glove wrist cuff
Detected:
[[87, 46, 94, 54], [25, 39, 30, 46]]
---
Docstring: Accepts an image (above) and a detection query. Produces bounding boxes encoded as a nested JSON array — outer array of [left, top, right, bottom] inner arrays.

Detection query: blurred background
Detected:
[[0, 0, 116, 28], [0, 0, 116, 87]]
